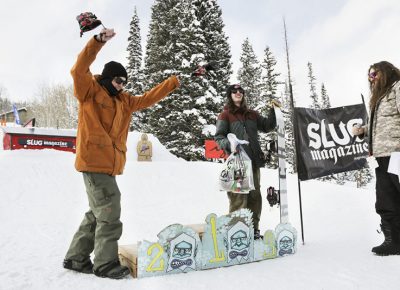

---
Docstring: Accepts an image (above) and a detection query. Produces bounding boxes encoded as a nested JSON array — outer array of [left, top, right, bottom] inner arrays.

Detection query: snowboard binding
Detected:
[[266, 186, 280, 207], [265, 139, 278, 168]]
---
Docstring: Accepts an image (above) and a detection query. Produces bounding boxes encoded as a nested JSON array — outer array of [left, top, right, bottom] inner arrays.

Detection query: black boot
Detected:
[[372, 223, 400, 256], [63, 257, 93, 274], [254, 229, 263, 240], [93, 260, 130, 279]]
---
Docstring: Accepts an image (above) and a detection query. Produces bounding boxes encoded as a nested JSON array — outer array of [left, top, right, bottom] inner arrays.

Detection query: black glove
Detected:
[[191, 62, 215, 77]]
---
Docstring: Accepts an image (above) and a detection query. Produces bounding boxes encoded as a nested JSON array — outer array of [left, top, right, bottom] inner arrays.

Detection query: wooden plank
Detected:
[[118, 244, 137, 278]]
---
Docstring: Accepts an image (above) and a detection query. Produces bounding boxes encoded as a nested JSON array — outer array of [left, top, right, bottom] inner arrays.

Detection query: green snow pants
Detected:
[[227, 167, 261, 230], [65, 172, 122, 269]]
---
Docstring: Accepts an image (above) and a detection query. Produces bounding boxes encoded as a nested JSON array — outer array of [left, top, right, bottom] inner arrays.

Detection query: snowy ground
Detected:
[[0, 131, 399, 290]]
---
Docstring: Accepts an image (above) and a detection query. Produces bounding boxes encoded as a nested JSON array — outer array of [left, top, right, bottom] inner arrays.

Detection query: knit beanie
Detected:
[[101, 61, 127, 79]]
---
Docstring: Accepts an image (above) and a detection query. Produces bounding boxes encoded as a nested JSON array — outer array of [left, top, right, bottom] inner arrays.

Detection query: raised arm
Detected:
[[70, 28, 116, 102], [127, 76, 180, 112]]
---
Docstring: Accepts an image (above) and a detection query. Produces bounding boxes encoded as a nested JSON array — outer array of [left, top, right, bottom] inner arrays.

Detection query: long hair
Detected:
[[225, 84, 248, 112], [369, 61, 400, 111]]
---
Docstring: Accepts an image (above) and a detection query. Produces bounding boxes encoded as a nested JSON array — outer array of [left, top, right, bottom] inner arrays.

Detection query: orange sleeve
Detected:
[[127, 75, 180, 113], [70, 37, 105, 102]]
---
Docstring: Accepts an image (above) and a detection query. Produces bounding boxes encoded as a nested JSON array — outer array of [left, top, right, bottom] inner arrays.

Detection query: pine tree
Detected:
[[126, 7, 143, 94], [143, 0, 198, 160], [307, 62, 320, 109], [143, 0, 228, 160], [126, 7, 146, 132], [317, 83, 335, 182], [141, 0, 234, 160], [190, 0, 232, 140], [259, 46, 282, 168], [144, 0, 181, 88], [193, 0, 232, 101], [320, 83, 331, 109], [237, 38, 262, 109], [260, 46, 281, 99], [167, 0, 212, 159]]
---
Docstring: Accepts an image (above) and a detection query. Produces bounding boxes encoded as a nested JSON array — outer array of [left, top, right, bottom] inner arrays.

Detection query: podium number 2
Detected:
[[146, 243, 165, 272]]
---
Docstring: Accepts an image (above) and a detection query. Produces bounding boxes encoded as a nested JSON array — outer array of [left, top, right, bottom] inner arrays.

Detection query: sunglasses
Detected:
[[231, 88, 244, 94], [114, 77, 127, 85], [368, 71, 378, 80]]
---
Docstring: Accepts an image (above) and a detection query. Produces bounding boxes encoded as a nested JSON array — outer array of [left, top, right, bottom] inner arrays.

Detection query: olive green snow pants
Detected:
[[227, 167, 261, 230], [65, 172, 122, 269]]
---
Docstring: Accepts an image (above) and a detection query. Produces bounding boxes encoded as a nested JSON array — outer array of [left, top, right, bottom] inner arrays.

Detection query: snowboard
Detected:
[[273, 105, 289, 224], [266, 105, 298, 256]]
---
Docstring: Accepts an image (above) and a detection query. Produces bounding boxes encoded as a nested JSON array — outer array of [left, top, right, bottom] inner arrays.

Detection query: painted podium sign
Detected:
[[136, 209, 297, 278]]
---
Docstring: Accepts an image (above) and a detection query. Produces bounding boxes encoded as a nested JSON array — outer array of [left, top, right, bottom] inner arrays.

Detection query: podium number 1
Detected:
[[209, 214, 225, 263]]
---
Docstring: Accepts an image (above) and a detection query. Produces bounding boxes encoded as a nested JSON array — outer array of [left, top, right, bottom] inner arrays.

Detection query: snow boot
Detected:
[[372, 223, 400, 256], [93, 260, 130, 279], [63, 257, 93, 274]]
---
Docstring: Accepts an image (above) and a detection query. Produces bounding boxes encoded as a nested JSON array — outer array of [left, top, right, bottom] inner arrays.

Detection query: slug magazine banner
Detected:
[[294, 104, 368, 181]]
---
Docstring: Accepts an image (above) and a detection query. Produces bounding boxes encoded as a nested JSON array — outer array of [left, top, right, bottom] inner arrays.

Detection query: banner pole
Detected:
[[297, 178, 305, 244], [284, 18, 305, 244]]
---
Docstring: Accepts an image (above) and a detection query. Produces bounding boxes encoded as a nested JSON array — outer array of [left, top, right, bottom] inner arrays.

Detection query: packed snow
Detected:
[[0, 131, 399, 290]]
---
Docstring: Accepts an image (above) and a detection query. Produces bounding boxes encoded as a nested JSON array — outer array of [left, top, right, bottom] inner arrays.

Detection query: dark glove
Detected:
[[191, 62, 215, 77]]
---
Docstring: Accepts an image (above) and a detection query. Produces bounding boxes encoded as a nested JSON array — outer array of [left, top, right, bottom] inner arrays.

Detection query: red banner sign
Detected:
[[10, 135, 76, 153]]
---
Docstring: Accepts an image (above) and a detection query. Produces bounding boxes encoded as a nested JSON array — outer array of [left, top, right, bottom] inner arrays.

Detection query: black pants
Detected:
[[375, 157, 400, 228]]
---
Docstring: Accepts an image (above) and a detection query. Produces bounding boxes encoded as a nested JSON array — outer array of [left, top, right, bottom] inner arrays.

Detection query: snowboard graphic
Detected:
[[274, 105, 289, 224]]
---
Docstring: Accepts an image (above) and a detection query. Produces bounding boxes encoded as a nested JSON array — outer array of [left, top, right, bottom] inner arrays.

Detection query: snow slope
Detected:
[[0, 131, 399, 290]]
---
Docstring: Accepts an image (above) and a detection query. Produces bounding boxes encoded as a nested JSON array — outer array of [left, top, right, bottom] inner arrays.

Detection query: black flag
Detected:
[[294, 104, 369, 181]]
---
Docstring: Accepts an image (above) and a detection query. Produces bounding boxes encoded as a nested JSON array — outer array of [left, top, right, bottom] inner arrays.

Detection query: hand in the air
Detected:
[[97, 28, 116, 42]]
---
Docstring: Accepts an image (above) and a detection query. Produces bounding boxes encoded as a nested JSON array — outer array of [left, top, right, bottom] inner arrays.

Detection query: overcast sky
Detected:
[[1, 0, 399, 108]]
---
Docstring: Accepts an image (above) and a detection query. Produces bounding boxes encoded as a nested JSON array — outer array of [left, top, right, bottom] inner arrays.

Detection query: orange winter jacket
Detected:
[[71, 37, 179, 175]]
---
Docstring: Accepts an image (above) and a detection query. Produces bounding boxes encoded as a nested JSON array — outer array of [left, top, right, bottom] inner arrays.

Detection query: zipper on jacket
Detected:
[[112, 142, 117, 176]]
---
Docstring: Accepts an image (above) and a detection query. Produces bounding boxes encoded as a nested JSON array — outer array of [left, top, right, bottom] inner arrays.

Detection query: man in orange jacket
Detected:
[[63, 28, 180, 279]]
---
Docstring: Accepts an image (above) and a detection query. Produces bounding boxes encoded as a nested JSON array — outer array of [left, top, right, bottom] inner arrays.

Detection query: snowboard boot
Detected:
[[93, 260, 130, 279], [372, 223, 400, 256], [63, 257, 93, 274], [254, 229, 263, 240]]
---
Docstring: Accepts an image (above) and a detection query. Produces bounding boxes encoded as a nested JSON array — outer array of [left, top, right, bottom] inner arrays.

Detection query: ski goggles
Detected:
[[368, 71, 378, 80], [114, 76, 127, 85]]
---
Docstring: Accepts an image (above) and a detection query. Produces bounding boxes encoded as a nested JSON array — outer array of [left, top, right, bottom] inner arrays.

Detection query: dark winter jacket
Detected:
[[71, 36, 179, 176], [214, 106, 276, 168]]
